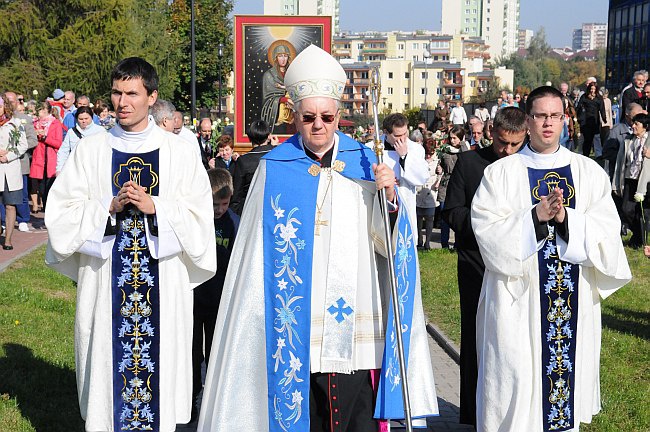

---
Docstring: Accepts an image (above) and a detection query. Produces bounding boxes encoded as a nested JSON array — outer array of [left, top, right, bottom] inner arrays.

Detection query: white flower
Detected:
[[32, 90, 39, 96], [634, 193, 645, 203]]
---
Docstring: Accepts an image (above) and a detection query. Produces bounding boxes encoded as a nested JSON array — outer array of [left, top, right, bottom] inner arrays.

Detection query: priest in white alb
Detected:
[[45, 57, 216, 431], [471, 86, 632, 432], [198, 45, 438, 432]]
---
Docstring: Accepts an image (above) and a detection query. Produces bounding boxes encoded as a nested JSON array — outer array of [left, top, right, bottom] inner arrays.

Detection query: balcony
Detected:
[[443, 78, 463, 87], [352, 78, 370, 85]]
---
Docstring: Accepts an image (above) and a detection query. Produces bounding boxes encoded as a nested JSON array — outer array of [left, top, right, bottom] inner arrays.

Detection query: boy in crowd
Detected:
[[191, 168, 240, 420]]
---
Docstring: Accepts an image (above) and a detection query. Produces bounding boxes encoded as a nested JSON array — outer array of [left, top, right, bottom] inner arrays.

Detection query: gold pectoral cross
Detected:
[[315, 209, 329, 236]]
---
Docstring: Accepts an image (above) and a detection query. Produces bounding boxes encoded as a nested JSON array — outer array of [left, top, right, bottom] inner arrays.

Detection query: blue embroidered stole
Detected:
[[527, 165, 579, 432], [111, 149, 160, 431], [373, 200, 419, 421], [262, 133, 420, 430]]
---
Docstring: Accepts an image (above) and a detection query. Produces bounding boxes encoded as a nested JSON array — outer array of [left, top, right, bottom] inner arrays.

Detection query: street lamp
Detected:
[[423, 48, 431, 128], [218, 43, 224, 120]]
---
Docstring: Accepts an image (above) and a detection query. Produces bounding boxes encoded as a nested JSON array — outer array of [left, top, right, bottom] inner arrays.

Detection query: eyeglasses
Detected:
[[300, 112, 337, 124], [529, 113, 565, 123]]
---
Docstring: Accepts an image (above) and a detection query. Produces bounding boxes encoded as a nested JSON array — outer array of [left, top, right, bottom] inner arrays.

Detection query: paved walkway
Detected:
[[0, 221, 472, 431]]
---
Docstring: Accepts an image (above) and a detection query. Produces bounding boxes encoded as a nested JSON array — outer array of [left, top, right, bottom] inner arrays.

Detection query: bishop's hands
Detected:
[[373, 163, 397, 203], [110, 181, 156, 215], [536, 187, 565, 224]]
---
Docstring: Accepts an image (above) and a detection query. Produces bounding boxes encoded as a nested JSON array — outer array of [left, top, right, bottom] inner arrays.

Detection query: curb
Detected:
[[426, 322, 461, 365], [0, 239, 48, 273]]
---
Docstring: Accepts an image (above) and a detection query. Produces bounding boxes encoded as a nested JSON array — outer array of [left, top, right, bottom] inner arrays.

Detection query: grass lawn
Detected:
[[0, 246, 647, 431], [419, 247, 650, 432]]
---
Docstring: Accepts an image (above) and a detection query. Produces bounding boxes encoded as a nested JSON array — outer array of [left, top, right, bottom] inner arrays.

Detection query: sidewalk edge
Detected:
[[0, 240, 48, 273], [426, 322, 460, 365]]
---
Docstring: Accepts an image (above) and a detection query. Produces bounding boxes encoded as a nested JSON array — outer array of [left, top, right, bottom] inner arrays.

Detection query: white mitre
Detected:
[[284, 45, 347, 103]]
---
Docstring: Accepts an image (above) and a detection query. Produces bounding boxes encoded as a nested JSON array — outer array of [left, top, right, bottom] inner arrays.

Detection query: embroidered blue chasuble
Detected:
[[528, 165, 579, 432], [262, 133, 420, 430], [111, 149, 160, 431]]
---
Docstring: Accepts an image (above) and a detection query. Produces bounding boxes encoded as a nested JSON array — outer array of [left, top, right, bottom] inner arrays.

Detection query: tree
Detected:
[[527, 27, 551, 60], [169, 0, 234, 112]]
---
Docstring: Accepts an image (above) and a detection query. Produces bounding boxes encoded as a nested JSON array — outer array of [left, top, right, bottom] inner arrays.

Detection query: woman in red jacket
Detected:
[[30, 101, 62, 210]]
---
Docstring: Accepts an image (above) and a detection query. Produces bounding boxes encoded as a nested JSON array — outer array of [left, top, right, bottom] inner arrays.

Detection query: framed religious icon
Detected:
[[234, 15, 332, 149]]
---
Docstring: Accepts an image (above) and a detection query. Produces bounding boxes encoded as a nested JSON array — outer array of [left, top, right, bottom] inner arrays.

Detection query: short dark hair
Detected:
[[111, 57, 159, 95], [632, 113, 650, 130], [247, 120, 271, 145], [218, 135, 233, 149], [207, 168, 233, 200], [75, 106, 94, 121], [449, 125, 465, 141], [382, 113, 408, 134], [493, 107, 527, 133], [525, 86, 564, 115]]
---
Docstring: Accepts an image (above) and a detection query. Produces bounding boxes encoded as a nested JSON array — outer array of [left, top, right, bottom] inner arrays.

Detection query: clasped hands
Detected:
[[373, 163, 396, 203], [536, 186, 565, 224], [109, 181, 155, 215]]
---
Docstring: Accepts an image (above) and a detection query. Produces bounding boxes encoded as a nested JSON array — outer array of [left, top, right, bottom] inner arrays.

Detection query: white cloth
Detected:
[[177, 126, 200, 157], [197, 141, 438, 431], [367, 138, 429, 228], [45, 119, 216, 432], [450, 106, 468, 125], [471, 145, 631, 432]]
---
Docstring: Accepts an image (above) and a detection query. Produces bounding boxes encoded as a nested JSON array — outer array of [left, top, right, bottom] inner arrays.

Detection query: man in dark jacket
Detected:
[[230, 120, 278, 215], [441, 107, 528, 427]]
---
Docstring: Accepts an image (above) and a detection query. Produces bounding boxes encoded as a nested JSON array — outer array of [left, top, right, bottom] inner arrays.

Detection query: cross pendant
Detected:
[[315, 209, 329, 236]]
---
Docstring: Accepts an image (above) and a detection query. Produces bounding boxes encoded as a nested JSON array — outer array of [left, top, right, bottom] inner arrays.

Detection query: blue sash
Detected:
[[372, 200, 419, 421], [527, 165, 579, 432], [262, 133, 421, 430], [111, 149, 160, 431]]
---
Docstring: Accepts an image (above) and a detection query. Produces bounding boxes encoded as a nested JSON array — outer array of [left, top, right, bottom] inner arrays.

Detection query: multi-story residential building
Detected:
[[572, 23, 608, 51], [606, 0, 650, 92], [442, 0, 520, 61], [263, 0, 340, 34], [518, 29, 534, 49]]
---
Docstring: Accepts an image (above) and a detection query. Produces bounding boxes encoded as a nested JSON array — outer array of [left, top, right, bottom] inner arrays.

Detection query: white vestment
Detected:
[[367, 138, 429, 230], [471, 145, 631, 432], [45, 120, 216, 432], [198, 135, 438, 431]]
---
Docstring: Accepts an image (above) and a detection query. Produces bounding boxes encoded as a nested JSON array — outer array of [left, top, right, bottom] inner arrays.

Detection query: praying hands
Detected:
[[110, 181, 156, 215], [535, 186, 565, 223]]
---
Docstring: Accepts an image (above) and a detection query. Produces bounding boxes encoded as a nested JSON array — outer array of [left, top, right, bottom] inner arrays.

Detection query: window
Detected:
[[465, 18, 470, 23], [470, 81, 476, 88], [405, 72, 410, 79], [413, 55, 419, 62], [398, 43, 404, 50], [473, 18, 477, 23], [388, 72, 394, 79], [465, 27, 470, 33], [473, 9, 477, 13], [404, 88, 410, 95], [421, 72, 428, 79], [436, 72, 442, 78], [387, 87, 393, 95], [436, 88, 442, 95], [434, 55, 439, 60], [404, 104, 410, 110], [466, 9, 471, 14], [413, 43, 419, 49], [357, 43, 364, 49], [388, 103, 393, 110], [421, 88, 426, 95]]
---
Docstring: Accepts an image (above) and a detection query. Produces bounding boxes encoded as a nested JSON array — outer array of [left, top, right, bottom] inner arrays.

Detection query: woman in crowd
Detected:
[[30, 101, 62, 211], [0, 95, 28, 250], [438, 125, 467, 249], [56, 106, 107, 175], [577, 82, 606, 157], [601, 88, 613, 146], [416, 137, 442, 250], [474, 102, 490, 123], [94, 99, 115, 130]]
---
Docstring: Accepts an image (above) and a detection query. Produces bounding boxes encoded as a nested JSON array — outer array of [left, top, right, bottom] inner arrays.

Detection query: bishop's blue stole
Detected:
[[111, 149, 160, 431], [262, 133, 421, 431], [528, 164, 579, 432]]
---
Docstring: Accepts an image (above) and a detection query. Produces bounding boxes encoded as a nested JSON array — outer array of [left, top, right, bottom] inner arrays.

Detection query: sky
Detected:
[[232, 0, 609, 48]]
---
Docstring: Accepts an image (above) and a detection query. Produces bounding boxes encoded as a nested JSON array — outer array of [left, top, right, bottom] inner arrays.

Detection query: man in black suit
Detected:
[[442, 107, 528, 427], [230, 120, 278, 215], [197, 117, 214, 169]]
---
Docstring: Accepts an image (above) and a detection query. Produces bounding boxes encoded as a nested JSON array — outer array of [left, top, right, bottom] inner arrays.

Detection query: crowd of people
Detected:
[[0, 49, 645, 432]]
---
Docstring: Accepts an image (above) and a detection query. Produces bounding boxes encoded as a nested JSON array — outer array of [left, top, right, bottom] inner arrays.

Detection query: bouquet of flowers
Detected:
[[209, 118, 224, 155], [6, 122, 25, 156], [432, 130, 449, 159]]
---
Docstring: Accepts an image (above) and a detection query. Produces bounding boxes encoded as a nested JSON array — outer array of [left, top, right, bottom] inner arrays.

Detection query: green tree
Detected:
[[169, 0, 234, 112]]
